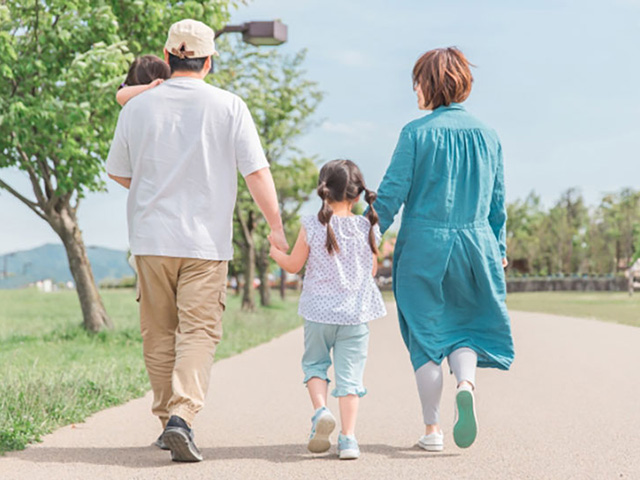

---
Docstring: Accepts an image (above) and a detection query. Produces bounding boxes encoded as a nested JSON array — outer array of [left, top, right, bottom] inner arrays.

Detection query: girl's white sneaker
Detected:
[[418, 431, 444, 452]]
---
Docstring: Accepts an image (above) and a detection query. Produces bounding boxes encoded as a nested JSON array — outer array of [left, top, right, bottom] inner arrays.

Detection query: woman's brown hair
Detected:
[[121, 55, 170, 88], [412, 47, 473, 109], [317, 159, 379, 256]]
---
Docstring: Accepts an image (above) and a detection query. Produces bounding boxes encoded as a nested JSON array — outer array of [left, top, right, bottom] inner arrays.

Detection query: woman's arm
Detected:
[[372, 252, 378, 277], [373, 126, 416, 233], [116, 79, 164, 106], [488, 143, 507, 262], [269, 227, 310, 274]]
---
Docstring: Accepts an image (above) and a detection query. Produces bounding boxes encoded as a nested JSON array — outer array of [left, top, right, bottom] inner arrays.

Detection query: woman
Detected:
[[373, 47, 514, 452]]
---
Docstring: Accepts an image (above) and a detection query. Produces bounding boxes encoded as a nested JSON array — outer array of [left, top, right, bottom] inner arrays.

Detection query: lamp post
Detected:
[[215, 20, 288, 45], [209, 20, 287, 74]]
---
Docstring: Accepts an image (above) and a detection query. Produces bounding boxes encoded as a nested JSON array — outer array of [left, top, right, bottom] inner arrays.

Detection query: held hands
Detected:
[[268, 228, 289, 254], [268, 243, 280, 260]]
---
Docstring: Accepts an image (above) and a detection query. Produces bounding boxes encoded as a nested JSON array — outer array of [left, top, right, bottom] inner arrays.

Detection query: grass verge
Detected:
[[507, 291, 640, 327], [0, 288, 301, 454]]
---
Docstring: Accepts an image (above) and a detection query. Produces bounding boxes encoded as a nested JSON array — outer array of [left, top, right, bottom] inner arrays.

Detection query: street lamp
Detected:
[[210, 20, 287, 73], [215, 20, 288, 46]]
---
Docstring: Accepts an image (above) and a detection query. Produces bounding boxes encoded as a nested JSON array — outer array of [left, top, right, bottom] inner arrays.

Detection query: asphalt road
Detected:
[[2, 306, 639, 480]]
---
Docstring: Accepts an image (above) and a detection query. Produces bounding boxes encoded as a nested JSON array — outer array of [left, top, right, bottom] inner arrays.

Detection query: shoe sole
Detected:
[[453, 390, 477, 448], [307, 415, 336, 453], [163, 428, 203, 462], [418, 441, 443, 452], [339, 449, 360, 460], [153, 438, 170, 451]]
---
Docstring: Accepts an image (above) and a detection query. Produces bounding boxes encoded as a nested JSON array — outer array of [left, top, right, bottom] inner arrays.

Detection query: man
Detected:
[[106, 19, 288, 462]]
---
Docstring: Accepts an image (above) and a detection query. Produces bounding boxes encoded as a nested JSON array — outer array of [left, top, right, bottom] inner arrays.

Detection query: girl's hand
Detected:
[[268, 229, 289, 253], [268, 235, 281, 259], [149, 78, 164, 88], [502, 257, 508, 268], [269, 228, 309, 274]]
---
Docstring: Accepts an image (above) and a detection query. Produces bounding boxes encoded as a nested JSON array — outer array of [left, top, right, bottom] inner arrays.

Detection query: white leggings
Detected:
[[414, 347, 477, 425]]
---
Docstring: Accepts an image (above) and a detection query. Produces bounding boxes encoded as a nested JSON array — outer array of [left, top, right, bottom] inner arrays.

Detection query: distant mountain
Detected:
[[0, 244, 133, 289]]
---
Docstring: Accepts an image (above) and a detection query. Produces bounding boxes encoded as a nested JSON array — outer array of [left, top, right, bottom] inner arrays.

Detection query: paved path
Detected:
[[2, 306, 639, 479]]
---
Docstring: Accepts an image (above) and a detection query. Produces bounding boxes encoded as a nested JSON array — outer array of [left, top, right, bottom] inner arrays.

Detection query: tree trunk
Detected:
[[279, 268, 286, 300], [50, 205, 113, 332], [256, 247, 271, 307], [242, 242, 256, 311], [236, 206, 257, 311]]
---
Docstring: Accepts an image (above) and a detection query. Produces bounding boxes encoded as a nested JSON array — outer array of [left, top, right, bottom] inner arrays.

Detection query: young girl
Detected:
[[269, 159, 387, 460], [116, 54, 170, 106]]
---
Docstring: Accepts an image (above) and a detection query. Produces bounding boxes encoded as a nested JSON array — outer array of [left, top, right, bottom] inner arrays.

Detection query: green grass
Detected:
[[507, 291, 640, 327], [382, 289, 640, 328], [0, 288, 302, 454]]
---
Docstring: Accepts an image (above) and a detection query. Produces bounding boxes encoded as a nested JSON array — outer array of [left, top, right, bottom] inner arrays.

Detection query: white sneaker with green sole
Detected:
[[453, 384, 478, 448]]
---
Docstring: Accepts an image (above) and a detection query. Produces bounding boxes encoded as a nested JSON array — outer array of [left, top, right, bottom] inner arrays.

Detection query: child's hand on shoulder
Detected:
[[149, 78, 165, 88]]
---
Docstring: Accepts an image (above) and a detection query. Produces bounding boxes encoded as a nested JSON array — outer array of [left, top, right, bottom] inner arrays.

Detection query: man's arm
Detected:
[[244, 167, 288, 252], [269, 228, 309, 274], [108, 174, 131, 189]]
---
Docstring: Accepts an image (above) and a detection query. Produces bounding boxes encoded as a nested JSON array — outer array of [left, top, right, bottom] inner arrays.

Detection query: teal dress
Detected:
[[374, 103, 514, 371]]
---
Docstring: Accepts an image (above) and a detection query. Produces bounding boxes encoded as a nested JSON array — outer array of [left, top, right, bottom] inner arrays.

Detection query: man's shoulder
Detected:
[[130, 81, 243, 104], [193, 82, 245, 107]]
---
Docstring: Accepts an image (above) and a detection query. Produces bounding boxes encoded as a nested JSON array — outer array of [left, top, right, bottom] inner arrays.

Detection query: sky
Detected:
[[1, 0, 640, 255]]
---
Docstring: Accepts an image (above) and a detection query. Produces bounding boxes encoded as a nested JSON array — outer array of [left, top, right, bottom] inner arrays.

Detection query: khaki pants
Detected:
[[136, 256, 228, 428]]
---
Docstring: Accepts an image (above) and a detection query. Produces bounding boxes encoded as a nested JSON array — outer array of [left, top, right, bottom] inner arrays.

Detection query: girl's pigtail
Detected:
[[317, 182, 340, 254], [364, 188, 380, 256]]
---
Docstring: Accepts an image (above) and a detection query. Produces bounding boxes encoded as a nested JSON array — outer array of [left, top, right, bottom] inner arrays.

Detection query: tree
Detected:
[[212, 38, 323, 309], [0, 1, 232, 331], [505, 187, 640, 277], [595, 189, 640, 272], [506, 192, 544, 274], [267, 159, 318, 302]]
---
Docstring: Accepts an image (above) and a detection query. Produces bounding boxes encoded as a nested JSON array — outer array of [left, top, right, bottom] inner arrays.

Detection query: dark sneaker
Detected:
[[153, 433, 169, 450], [162, 415, 203, 462]]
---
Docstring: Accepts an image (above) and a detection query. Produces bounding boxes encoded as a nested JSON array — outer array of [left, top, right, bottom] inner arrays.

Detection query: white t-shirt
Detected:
[[106, 77, 269, 260]]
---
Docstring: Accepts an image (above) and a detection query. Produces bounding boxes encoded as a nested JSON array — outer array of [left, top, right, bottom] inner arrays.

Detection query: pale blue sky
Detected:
[[1, 0, 639, 254]]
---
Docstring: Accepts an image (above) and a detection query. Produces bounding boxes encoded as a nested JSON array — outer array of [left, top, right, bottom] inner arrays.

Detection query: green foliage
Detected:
[[0, 0, 235, 330], [0, 0, 233, 201], [507, 188, 640, 276], [0, 2, 128, 196], [211, 37, 323, 305], [0, 288, 302, 453], [213, 36, 323, 230]]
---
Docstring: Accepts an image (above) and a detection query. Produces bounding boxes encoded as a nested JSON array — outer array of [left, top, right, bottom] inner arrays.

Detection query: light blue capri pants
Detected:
[[302, 320, 369, 398]]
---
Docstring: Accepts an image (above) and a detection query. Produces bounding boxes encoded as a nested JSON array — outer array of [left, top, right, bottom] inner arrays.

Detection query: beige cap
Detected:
[[165, 19, 218, 59]]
